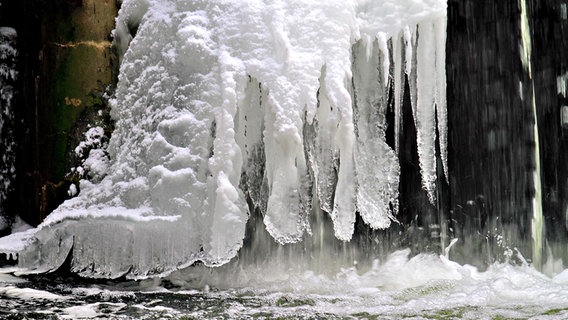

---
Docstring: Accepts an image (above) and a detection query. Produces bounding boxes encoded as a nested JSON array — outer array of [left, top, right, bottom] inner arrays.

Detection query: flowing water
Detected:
[[2, 249, 568, 319]]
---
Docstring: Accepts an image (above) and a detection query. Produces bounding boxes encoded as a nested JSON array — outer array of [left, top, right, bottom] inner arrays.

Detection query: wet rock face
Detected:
[[5, 0, 118, 226], [529, 0, 568, 245], [446, 0, 533, 260], [447, 0, 568, 263]]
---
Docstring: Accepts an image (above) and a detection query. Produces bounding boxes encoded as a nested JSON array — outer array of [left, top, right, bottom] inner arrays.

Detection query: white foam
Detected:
[[1, 249, 567, 319], [161, 249, 568, 319], [61, 302, 127, 319]]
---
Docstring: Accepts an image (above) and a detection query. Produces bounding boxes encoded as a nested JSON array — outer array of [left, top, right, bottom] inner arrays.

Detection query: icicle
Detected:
[[326, 73, 357, 241], [3, 0, 448, 277], [263, 93, 308, 244], [393, 31, 404, 154], [377, 32, 390, 85], [235, 76, 267, 212], [309, 68, 340, 216], [207, 52, 247, 263], [434, 17, 448, 181], [352, 39, 399, 230], [415, 21, 438, 203], [403, 26, 413, 76]]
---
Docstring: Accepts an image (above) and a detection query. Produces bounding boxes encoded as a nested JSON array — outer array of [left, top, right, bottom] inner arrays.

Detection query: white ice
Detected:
[[0, 0, 447, 278]]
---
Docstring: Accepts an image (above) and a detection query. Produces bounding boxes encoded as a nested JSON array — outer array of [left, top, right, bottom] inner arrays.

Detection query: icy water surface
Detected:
[[2, 250, 568, 319]]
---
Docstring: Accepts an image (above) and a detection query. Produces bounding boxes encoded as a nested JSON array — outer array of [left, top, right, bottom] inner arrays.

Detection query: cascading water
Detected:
[[0, 27, 17, 233], [519, 0, 545, 271]]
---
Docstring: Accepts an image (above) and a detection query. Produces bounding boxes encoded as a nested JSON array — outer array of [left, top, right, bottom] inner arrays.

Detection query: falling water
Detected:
[[519, 0, 544, 270], [0, 27, 17, 232]]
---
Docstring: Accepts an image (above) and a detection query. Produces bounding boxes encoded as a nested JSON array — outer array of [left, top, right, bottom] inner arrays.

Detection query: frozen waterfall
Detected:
[[1, 0, 447, 278]]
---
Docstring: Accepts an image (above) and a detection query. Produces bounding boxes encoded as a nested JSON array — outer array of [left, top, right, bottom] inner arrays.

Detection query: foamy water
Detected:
[[2, 249, 568, 319]]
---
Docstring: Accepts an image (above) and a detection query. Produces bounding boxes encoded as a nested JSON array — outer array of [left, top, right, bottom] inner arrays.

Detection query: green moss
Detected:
[[49, 43, 112, 179], [274, 295, 316, 307], [543, 308, 568, 316], [251, 312, 272, 318], [256, 317, 296, 320], [437, 309, 458, 318], [235, 290, 256, 298], [351, 312, 380, 320], [51, 0, 118, 43], [413, 307, 475, 320], [54, 17, 76, 42]]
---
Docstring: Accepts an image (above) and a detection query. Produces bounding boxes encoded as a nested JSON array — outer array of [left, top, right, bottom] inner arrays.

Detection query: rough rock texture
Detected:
[[5, 0, 118, 226]]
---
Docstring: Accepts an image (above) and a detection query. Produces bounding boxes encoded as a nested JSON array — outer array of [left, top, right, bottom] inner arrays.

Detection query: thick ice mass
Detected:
[[4, 0, 447, 278]]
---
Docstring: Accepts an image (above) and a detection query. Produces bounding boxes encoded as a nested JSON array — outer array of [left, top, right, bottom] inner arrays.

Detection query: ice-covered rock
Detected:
[[2, 0, 447, 278]]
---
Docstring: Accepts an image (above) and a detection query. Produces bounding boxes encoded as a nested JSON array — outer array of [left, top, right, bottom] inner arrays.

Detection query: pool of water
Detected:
[[2, 250, 568, 319]]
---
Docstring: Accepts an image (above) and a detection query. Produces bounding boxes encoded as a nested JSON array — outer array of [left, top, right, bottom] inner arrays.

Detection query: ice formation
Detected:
[[0, 27, 17, 230], [72, 126, 110, 182], [6, 0, 447, 278]]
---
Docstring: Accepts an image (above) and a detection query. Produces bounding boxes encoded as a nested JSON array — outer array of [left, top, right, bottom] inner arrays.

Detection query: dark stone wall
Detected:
[[0, 2, 20, 235], [0, 0, 41, 228], [1, 0, 118, 227]]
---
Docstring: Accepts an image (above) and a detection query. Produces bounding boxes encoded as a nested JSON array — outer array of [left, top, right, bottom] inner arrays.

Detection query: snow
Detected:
[[61, 303, 127, 319], [67, 184, 78, 197], [0, 0, 447, 278], [0, 285, 67, 301], [0, 228, 36, 254]]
